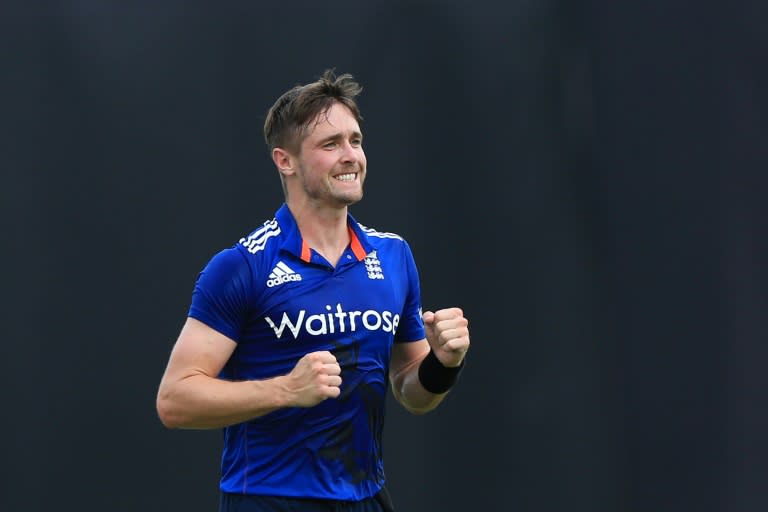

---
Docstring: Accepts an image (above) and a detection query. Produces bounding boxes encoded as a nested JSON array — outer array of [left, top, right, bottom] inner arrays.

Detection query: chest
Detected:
[[257, 253, 403, 340]]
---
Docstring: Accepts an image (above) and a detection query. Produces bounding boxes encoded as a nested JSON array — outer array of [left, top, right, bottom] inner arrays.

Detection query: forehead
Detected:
[[305, 103, 361, 139]]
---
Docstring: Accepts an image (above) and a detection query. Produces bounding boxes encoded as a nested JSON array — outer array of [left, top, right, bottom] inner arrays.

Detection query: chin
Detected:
[[338, 193, 363, 206], [343, 196, 363, 206], [334, 187, 364, 204]]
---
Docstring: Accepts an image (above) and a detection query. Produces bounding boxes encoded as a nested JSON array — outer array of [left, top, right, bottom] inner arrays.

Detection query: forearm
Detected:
[[390, 355, 448, 415], [157, 373, 292, 429]]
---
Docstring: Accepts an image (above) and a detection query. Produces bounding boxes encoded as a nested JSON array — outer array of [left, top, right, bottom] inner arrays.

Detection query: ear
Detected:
[[272, 147, 296, 177]]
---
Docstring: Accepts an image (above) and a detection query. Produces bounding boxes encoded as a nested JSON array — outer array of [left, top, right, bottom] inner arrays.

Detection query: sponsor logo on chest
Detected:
[[264, 303, 400, 340]]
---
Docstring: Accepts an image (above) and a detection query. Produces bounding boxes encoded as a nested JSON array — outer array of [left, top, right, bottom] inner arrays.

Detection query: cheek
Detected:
[[302, 155, 331, 175]]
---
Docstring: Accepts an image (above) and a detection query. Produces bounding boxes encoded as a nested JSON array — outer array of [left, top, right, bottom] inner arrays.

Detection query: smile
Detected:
[[334, 173, 357, 182]]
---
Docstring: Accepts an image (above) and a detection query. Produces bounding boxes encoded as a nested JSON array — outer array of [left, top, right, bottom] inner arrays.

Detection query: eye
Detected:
[[351, 138, 362, 147], [323, 141, 338, 149]]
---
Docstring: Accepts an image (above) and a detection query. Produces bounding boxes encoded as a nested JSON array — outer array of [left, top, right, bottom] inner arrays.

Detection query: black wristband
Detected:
[[417, 350, 465, 394]]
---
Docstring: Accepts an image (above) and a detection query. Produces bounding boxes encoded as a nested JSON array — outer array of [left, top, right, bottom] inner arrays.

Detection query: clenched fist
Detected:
[[284, 351, 342, 407], [423, 307, 470, 368]]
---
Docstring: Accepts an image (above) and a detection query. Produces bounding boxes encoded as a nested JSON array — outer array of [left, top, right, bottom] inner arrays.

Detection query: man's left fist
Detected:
[[423, 307, 470, 367]]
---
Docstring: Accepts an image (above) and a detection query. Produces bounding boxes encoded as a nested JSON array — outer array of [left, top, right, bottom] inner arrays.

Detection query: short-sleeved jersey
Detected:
[[188, 204, 425, 501]]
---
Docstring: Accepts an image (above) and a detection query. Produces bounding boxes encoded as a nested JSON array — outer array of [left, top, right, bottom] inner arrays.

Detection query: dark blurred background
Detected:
[[2, 1, 766, 511]]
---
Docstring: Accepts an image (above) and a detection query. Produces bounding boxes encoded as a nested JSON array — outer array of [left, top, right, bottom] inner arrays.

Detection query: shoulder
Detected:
[[355, 222, 418, 267], [200, 245, 252, 283], [357, 222, 406, 243], [202, 217, 283, 279], [238, 217, 283, 255]]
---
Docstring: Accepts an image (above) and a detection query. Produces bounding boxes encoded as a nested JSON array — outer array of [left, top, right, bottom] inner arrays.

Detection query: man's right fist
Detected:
[[284, 351, 342, 407]]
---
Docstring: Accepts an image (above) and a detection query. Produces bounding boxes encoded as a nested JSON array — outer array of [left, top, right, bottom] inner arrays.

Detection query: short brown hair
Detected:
[[263, 69, 363, 154]]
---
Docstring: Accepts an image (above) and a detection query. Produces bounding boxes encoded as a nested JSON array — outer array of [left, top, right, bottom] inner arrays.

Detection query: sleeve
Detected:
[[395, 240, 427, 343], [187, 247, 252, 343]]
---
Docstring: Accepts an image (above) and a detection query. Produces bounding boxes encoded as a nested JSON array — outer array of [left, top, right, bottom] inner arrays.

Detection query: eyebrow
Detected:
[[316, 130, 363, 145]]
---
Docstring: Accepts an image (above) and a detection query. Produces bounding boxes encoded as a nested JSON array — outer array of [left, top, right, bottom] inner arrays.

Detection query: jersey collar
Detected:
[[274, 204, 373, 263]]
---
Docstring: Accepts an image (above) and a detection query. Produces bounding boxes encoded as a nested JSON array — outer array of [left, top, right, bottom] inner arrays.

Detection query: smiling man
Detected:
[[156, 70, 471, 512]]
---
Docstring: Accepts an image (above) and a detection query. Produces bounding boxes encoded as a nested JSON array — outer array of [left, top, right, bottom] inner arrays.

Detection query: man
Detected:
[[156, 69, 471, 512]]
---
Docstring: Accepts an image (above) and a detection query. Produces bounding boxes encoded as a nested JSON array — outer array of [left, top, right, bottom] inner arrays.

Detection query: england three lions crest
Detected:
[[364, 251, 384, 280]]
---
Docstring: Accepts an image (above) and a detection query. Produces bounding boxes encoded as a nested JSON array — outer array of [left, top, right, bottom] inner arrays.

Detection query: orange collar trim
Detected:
[[348, 225, 368, 261], [300, 240, 312, 262], [298, 226, 366, 263]]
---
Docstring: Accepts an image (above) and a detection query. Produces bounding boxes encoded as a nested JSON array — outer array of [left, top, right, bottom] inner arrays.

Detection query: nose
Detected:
[[339, 139, 360, 164]]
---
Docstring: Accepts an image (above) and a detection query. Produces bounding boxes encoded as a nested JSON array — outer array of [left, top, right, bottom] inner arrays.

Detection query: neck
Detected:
[[286, 200, 350, 266]]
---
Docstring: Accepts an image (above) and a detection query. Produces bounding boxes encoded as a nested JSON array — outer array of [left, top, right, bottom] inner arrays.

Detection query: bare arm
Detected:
[[389, 308, 470, 415], [156, 317, 341, 429], [390, 339, 444, 414]]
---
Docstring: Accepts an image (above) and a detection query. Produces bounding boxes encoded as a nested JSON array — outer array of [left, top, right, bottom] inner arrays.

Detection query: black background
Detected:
[[3, 1, 767, 511]]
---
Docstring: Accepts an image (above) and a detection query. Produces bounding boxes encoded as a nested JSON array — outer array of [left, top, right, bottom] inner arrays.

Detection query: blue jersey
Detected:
[[188, 204, 425, 501]]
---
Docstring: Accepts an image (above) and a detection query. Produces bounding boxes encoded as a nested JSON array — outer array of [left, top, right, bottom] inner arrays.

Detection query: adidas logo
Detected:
[[266, 261, 302, 288]]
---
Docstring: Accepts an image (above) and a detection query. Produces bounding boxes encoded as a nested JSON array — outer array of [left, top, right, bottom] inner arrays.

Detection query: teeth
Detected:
[[335, 173, 356, 182]]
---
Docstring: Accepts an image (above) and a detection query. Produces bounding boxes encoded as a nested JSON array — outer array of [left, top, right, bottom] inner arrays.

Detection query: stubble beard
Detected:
[[330, 181, 364, 207], [317, 169, 366, 207]]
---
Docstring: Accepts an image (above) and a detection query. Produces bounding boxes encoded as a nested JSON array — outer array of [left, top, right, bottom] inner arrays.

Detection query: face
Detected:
[[288, 102, 367, 209]]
